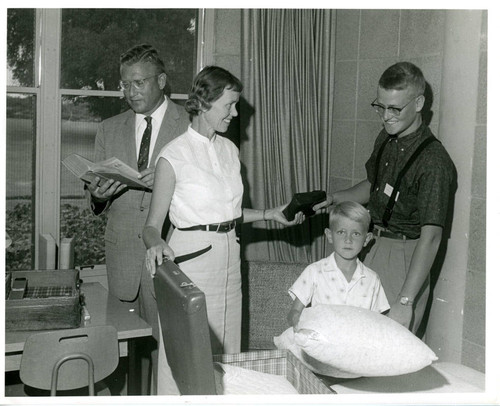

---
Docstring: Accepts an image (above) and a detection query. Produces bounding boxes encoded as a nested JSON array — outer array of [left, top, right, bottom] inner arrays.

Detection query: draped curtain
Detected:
[[240, 9, 336, 263]]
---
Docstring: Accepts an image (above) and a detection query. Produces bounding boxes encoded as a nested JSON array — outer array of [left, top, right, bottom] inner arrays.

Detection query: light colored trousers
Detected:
[[363, 235, 430, 335], [157, 228, 242, 395]]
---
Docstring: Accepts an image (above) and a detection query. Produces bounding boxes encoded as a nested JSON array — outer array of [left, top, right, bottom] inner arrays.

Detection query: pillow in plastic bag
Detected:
[[275, 304, 437, 378], [274, 326, 360, 378]]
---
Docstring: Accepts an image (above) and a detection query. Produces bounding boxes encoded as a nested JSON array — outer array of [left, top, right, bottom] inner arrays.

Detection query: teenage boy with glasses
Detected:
[[315, 62, 455, 337], [85, 44, 190, 394]]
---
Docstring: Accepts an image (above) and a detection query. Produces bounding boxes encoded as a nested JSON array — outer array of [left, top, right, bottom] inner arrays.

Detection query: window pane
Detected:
[[6, 94, 36, 271], [60, 96, 129, 267], [7, 9, 36, 87], [61, 9, 198, 94]]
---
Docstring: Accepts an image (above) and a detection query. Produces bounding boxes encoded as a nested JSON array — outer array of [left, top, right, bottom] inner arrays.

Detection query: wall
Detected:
[[330, 9, 445, 195], [202, 9, 242, 78], [202, 9, 242, 147], [208, 9, 486, 371], [461, 10, 487, 373], [426, 11, 485, 371]]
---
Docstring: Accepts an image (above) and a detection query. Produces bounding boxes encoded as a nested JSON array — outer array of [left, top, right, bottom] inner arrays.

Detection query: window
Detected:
[[6, 9, 200, 271], [60, 96, 125, 267], [6, 9, 36, 271], [61, 9, 197, 95], [6, 94, 37, 271]]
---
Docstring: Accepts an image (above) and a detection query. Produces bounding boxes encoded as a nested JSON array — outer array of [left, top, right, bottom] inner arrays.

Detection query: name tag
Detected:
[[384, 183, 399, 201]]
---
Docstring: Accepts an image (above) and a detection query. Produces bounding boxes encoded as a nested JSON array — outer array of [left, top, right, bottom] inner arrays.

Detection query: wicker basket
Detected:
[[213, 349, 335, 394]]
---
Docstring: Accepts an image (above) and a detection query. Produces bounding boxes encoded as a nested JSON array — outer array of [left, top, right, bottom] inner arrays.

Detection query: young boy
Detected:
[[287, 201, 390, 330]]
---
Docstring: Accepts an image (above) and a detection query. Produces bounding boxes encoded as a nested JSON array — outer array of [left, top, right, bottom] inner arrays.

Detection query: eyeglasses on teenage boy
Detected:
[[370, 97, 417, 117]]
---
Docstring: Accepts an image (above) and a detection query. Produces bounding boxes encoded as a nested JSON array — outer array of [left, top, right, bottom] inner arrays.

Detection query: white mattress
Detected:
[[331, 362, 485, 394]]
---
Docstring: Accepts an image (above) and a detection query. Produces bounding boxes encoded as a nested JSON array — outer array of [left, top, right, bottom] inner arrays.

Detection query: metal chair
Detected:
[[19, 325, 119, 396]]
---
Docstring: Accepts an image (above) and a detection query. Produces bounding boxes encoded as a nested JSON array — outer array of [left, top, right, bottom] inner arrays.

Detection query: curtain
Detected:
[[240, 9, 336, 263]]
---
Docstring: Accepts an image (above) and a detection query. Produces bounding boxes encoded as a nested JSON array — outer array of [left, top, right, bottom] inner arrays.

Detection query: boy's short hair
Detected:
[[329, 201, 371, 232], [378, 61, 426, 97]]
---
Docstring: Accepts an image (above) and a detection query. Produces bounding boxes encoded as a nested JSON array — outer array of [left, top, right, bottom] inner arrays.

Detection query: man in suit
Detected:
[[86, 44, 190, 394]]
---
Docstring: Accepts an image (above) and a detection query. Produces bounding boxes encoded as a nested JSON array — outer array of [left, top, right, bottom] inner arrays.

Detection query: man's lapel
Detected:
[[152, 96, 181, 161]]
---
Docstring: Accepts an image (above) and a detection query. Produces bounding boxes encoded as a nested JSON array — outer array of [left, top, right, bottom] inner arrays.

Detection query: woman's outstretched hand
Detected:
[[268, 204, 306, 226], [145, 242, 175, 277]]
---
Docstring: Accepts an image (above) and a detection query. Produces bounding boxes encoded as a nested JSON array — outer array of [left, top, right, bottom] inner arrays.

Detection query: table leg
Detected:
[[127, 337, 154, 395]]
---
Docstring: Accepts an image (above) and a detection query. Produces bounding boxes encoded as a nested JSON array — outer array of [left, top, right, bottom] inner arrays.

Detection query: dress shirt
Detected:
[[135, 96, 168, 163], [157, 126, 243, 228]]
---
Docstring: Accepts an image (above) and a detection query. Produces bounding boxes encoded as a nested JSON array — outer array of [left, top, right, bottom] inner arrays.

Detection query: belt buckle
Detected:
[[215, 220, 235, 233], [216, 222, 229, 233], [376, 227, 406, 240], [219, 221, 232, 233]]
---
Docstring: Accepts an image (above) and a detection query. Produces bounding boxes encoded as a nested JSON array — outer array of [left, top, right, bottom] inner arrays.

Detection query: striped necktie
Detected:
[[137, 116, 152, 171]]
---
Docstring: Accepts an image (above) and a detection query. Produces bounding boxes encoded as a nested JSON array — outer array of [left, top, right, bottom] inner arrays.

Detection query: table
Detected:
[[4, 282, 152, 394]]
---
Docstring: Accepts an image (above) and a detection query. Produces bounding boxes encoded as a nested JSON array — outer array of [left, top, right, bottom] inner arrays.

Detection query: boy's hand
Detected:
[[287, 298, 305, 331], [313, 193, 335, 211], [290, 314, 301, 332], [387, 302, 412, 329]]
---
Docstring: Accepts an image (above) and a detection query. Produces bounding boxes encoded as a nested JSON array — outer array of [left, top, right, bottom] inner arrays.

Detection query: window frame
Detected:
[[6, 8, 209, 269]]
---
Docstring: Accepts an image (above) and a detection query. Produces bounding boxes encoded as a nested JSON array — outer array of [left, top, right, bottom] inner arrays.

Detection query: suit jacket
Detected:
[[88, 97, 190, 301]]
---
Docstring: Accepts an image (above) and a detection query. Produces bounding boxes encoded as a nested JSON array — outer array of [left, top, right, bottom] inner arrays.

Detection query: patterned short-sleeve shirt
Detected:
[[288, 253, 390, 313]]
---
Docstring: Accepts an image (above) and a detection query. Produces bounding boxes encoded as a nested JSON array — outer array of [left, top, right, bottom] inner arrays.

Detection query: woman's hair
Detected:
[[185, 66, 243, 120], [378, 61, 425, 97], [120, 44, 166, 74], [329, 201, 371, 232]]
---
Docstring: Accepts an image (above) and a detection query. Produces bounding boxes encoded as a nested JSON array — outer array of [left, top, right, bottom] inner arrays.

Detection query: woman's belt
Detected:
[[177, 220, 237, 233]]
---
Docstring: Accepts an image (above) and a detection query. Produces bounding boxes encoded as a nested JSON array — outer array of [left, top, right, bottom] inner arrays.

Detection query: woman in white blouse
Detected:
[[143, 66, 303, 394]]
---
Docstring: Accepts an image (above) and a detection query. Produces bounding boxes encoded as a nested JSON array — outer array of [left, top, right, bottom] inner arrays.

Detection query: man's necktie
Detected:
[[137, 116, 152, 172]]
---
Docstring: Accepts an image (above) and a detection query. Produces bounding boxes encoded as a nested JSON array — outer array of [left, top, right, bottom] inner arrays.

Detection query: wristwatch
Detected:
[[399, 296, 414, 306]]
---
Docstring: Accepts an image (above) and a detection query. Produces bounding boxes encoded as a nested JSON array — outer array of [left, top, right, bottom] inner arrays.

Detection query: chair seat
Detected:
[[20, 325, 119, 394]]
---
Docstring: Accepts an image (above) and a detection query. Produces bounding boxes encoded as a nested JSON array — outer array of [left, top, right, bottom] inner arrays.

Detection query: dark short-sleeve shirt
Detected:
[[365, 124, 455, 239]]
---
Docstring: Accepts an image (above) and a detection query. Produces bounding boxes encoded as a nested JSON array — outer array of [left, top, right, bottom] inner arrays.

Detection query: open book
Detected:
[[62, 154, 150, 190]]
